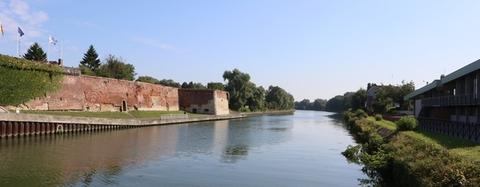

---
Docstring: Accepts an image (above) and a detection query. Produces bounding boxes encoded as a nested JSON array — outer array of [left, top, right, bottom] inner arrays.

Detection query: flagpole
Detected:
[[16, 34, 20, 57], [47, 37, 50, 61]]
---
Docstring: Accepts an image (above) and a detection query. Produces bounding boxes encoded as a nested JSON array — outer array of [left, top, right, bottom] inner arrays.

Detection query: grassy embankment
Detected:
[[365, 116, 480, 161], [343, 110, 480, 186], [21, 110, 189, 119]]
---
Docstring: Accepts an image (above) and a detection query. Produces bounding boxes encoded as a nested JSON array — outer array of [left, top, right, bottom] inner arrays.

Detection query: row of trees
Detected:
[[295, 81, 415, 114], [223, 69, 294, 111]]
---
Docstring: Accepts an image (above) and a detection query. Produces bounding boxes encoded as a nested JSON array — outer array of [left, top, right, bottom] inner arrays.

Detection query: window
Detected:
[[204, 109, 209, 112]]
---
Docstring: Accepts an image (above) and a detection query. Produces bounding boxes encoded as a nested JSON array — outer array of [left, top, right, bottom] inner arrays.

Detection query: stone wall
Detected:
[[25, 75, 179, 112], [178, 89, 229, 115]]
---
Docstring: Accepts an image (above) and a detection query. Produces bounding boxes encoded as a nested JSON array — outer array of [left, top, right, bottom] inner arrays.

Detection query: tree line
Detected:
[[295, 81, 414, 114], [21, 43, 295, 112]]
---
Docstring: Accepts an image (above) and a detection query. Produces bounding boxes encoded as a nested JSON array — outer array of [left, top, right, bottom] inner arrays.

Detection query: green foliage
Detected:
[[136, 75, 159, 84], [375, 114, 383, 121], [265, 86, 294, 110], [79, 45, 101, 72], [136, 76, 181, 88], [294, 98, 327, 111], [351, 89, 367, 110], [0, 54, 63, 105], [207, 82, 225, 90], [396, 116, 418, 131], [371, 82, 415, 114], [157, 79, 181, 88], [247, 86, 266, 111], [79, 64, 96, 76], [96, 55, 136, 81], [181, 81, 206, 89], [325, 95, 347, 112], [223, 69, 256, 110], [342, 115, 480, 186], [223, 69, 294, 111], [23, 43, 47, 62]]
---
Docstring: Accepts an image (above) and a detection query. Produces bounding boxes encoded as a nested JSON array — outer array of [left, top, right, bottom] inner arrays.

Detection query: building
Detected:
[[26, 75, 179, 112], [178, 89, 230, 115], [404, 59, 480, 142], [22, 67, 230, 115], [365, 83, 381, 113]]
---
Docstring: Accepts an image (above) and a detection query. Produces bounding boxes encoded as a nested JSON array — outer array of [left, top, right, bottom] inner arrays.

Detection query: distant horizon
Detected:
[[2, 0, 480, 101]]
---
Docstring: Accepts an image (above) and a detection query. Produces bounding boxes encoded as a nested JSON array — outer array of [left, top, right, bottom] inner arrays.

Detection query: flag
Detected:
[[17, 27, 24, 37], [0, 20, 3, 36], [48, 35, 58, 45]]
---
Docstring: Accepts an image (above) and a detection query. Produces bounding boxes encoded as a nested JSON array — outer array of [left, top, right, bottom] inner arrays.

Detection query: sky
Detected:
[[1, 0, 480, 101]]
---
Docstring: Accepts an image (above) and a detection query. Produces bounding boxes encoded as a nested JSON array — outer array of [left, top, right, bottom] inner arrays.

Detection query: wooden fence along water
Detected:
[[0, 113, 244, 138]]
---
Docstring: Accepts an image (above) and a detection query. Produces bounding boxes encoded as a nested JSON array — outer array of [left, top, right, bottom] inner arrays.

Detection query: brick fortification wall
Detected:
[[25, 75, 179, 112], [178, 89, 229, 115]]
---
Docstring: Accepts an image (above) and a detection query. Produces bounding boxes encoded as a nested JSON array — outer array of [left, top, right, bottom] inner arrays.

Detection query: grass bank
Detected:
[[342, 110, 480, 186], [21, 110, 189, 119]]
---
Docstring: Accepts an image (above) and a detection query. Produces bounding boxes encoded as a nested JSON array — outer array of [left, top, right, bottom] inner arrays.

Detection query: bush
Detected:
[[354, 109, 368, 118], [396, 116, 418, 131], [375, 114, 383, 121]]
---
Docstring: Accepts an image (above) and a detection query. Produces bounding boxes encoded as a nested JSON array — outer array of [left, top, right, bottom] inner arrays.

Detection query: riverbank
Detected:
[[0, 110, 295, 138], [240, 110, 295, 117], [342, 110, 480, 186]]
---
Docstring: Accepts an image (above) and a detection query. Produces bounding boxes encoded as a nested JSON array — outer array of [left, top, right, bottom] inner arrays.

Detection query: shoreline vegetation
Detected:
[[342, 109, 480, 186]]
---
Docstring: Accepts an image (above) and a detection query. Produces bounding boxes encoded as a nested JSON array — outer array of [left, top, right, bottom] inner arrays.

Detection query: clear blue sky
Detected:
[[1, 0, 480, 101]]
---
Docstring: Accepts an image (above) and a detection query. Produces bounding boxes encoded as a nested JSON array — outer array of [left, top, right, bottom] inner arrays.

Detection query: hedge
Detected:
[[0, 54, 63, 105]]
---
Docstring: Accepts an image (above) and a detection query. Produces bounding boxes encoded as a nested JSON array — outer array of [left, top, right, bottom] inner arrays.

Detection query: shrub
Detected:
[[375, 114, 383, 121], [354, 109, 368, 118], [396, 116, 418, 131]]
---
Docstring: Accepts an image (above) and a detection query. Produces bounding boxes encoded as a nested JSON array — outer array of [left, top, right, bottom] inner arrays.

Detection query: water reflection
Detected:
[[0, 111, 364, 186]]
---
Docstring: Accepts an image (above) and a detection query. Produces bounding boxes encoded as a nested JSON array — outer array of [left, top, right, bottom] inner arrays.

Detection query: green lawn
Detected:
[[366, 117, 480, 162], [22, 110, 187, 119]]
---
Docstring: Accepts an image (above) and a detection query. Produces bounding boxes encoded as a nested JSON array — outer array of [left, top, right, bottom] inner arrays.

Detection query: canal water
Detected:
[[0, 111, 365, 186]]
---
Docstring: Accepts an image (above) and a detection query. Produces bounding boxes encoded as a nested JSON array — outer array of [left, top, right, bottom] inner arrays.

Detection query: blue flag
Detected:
[[17, 27, 24, 37]]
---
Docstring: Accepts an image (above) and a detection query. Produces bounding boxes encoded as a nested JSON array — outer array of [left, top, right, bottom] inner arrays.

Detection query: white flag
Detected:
[[49, 35, 58, 45]]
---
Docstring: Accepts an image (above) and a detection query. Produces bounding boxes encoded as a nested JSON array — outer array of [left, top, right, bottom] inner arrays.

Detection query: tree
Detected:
[[79, 45, 101, 73], [96, 55, 136, 80], [325, 95, 346, 112], [351, 89, 367, 110], [247, 86, 266, 111], [223, 69, 256, 111], [207, 82, 225, 90], [137, 76, 159, 84], [181, 81, 206, 89], [312, 99, 327, 110], [23, 43, 47, 62], [265, 86, 294, 110], [158, 79, 181, 88], [295, 99, 312, 110]]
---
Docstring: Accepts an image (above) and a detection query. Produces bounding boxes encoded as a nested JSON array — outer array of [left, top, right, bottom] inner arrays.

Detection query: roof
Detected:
[[404, 59, 480, 100], [404, 80, 440, 100]]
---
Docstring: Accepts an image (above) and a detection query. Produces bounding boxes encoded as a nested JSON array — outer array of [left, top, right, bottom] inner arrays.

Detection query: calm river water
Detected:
[[0, 111, 365, 186]]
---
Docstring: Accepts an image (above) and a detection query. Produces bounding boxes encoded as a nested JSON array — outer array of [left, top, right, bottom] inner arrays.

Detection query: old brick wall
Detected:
[[214, 90, 230, 115], [25, 75, 179, 112], [178, 89, 229, 115]]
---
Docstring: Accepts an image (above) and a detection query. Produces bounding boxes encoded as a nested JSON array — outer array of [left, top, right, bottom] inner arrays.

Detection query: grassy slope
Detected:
[[22, 110, 186, 119], [365, 117, 480, 162]]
